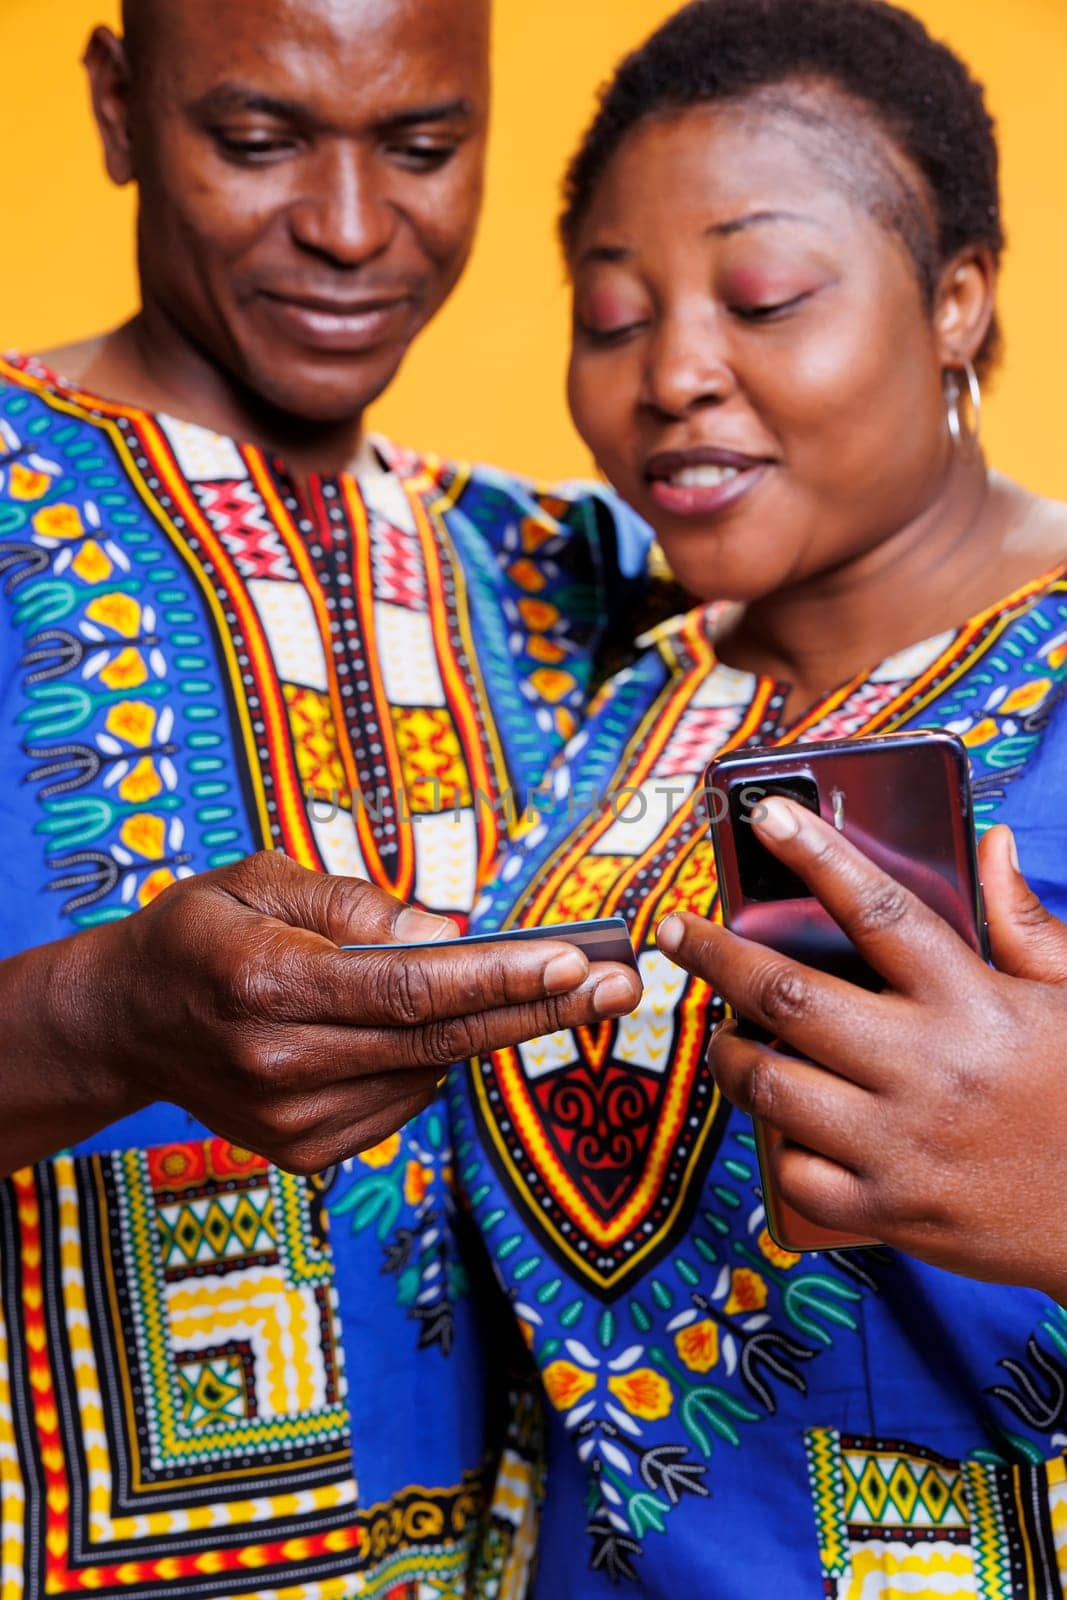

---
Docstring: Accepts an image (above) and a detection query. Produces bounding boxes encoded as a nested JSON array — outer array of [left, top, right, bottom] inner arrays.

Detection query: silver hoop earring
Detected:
[[944, 361, 983, 457]]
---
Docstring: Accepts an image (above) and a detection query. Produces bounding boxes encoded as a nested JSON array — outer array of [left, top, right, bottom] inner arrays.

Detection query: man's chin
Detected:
[[239, 346, 408, 432]]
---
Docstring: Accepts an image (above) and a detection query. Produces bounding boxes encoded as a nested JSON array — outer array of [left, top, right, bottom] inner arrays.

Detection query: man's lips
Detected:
[[643, 445, 774, 519], [258, 290, 416, 352]]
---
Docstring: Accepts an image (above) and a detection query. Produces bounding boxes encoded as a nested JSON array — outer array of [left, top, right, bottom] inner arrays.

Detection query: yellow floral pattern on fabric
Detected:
[[391, 706, 474, 812], [284, 684, 352, 806]]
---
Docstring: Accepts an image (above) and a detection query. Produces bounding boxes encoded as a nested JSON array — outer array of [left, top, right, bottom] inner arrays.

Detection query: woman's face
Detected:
[[567, 96, 956, 602]]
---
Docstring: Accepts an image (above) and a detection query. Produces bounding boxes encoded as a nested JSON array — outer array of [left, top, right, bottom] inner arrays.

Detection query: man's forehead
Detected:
[[123, 0, 490, 81]]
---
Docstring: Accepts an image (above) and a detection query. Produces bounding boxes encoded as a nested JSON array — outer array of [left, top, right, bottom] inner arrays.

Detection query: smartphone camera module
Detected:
[[730, 774, 820, 902]]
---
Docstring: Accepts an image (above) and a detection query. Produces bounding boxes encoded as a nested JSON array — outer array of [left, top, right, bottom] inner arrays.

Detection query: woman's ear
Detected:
[[84, 26, 136, 188], [933, 246, 997, 369]]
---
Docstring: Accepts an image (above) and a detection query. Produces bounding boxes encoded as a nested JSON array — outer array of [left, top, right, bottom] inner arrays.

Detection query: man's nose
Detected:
[[288, 143, 397, 266], [641, 310, 735, 418]]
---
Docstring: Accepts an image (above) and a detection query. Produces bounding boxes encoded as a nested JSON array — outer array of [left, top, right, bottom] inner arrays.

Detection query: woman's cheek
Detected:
[[567, 356, 622, 463]]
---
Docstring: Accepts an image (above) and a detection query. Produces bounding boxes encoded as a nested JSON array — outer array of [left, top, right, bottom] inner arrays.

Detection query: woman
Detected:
[[452, 1, 1067, 1592]]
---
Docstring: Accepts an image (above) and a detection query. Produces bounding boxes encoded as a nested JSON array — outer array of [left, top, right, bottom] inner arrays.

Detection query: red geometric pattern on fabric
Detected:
[[805, 680, 903, 741], [653, 704, 747, 778], [370, 514, 426, 609], [192, 480, 299, 581]]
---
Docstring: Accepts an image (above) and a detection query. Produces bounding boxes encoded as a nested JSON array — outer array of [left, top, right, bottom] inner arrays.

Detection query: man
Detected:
[[0, 1, 646, 1593]]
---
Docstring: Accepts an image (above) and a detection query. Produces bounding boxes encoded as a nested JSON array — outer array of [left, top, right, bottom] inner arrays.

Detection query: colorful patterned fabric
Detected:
[[0, 354, 651, 1599], [456, 567, 1067, 1596]]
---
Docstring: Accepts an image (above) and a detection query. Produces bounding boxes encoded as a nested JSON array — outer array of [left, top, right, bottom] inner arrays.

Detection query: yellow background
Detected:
[[2, 0, 1065, 492]]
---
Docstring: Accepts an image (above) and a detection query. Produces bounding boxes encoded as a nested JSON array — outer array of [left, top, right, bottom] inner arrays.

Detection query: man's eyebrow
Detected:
[[189, 84, 474, 130], [190, 85, 311, 121], [373, 99, 475, 131]]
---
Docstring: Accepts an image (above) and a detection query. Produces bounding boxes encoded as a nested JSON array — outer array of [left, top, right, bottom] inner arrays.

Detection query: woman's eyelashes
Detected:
[[576, 290, 814, 346], [576, 318, 649, 347], [730, 290, 813, 322]]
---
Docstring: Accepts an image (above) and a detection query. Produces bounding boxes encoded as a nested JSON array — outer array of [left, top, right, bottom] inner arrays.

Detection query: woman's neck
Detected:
[[714, 458, 1067, 719]]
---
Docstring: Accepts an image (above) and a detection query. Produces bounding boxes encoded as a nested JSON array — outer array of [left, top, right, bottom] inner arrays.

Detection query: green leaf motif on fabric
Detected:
[[331, 1174, 403, 1242]]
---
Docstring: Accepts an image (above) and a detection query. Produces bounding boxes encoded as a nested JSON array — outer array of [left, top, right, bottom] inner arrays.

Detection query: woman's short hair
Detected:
[[561, 0, 1003, 373]]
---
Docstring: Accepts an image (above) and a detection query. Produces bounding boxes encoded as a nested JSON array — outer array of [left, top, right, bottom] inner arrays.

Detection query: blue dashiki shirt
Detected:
[[455, 567, 1067, 1597], [0, 354, 653, 1600]]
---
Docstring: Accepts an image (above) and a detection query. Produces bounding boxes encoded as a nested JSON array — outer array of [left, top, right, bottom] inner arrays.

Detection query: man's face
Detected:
[[110, 0, 489, 424]]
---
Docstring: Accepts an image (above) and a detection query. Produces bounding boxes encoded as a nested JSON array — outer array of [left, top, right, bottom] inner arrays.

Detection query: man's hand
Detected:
[[657, 797, 1067, 1300], [6, 852, 642, 1177]]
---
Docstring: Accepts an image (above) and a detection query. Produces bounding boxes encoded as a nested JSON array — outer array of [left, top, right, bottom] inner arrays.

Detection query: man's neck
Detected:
[[38, 314, 366, 479]]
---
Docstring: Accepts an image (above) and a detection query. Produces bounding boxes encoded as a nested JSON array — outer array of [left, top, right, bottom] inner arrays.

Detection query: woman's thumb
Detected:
[[980, 825, 1067, 983]]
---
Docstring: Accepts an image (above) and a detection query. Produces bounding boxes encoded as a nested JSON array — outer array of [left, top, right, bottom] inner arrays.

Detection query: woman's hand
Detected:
[[656, 798, 1067, 1299], [3, 852, 642, 1178]]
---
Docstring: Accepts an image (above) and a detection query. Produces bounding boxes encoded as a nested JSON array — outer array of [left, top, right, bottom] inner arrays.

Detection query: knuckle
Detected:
[[1011, 889, 1055, 936], [479, 951, 523, 1009], [746, 1054, 782, 1121], [259, 1088, 326, 1146], [535, 995, 569, 1035], [420, 1013, 482, 1066], [776, 1151, 864, 1234], [274, 1139, 327, 1178], [230, 1030, 306, 1096], [852, 881, 911, 936], [226, 953, 286, 1022], [385, 957, 436, 1027], [319, 871, 382, 938], [943, 1052, 990, 1107], [227, 849, 281, 894], [806, 829, 840, 871], [755, 961, 811, 1026], [226, 1029, 270, 1087], [978, 980, 1022, 1048], [267, 1101, 313, 1142]]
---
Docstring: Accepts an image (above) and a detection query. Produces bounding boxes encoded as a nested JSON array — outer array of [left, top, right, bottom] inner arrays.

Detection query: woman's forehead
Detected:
[[574, 87, 936, 270]]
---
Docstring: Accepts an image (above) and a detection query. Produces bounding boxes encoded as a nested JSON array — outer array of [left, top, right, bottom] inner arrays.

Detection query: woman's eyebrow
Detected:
[[707, 208, 826, 237], [576, 208, 829, 266]]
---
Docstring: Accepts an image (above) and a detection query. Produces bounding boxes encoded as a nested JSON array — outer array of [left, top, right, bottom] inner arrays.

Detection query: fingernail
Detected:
[[754, 796, 801, 841], [543, 949, 588, 995], [594, 973, 640, 1016], [657, 914, 684, 955], [395, 907, 456, 943], [1004, 826, 1021, 874]]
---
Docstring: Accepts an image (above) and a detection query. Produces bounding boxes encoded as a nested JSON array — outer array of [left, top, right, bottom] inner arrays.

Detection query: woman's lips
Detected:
[[644, 451, 772, 519], [260, 292, 414, 353]]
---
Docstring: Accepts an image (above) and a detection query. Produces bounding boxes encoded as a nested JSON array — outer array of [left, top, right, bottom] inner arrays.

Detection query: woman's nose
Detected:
[[641, 312, 735, 418], [288, 142, 398, 267]]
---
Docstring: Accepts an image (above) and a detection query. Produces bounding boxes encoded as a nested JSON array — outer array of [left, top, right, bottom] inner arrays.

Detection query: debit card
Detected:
[[341, 915, 638, 971]]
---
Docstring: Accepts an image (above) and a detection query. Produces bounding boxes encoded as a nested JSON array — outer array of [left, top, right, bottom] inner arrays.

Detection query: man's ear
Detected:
[[84, 26, 136, 188], [932, 246, 997, 369]]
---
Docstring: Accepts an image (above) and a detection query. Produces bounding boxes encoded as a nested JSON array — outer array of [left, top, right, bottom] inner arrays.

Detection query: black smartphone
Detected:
[[706, 730, 987, 1253]]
